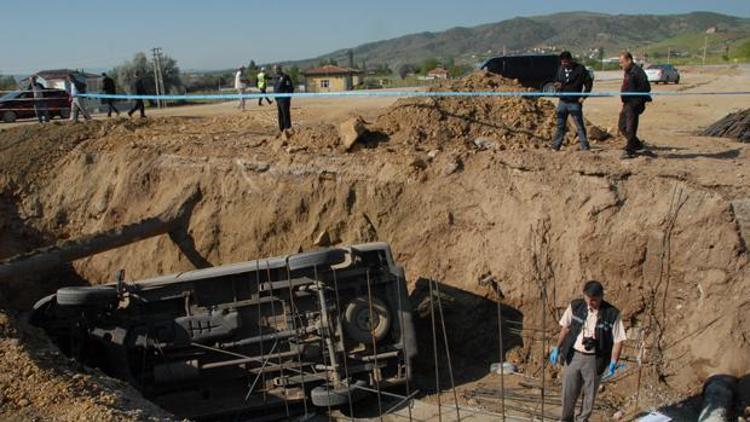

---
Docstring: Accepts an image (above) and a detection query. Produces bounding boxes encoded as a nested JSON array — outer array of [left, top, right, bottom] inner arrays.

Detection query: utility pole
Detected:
[[151, 47, 166, 108], [702, 35, 709, 66]]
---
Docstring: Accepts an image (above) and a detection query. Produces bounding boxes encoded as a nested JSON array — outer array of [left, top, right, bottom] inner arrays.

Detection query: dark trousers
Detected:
[[552, 101, 589, 150], [619, 102, 645, 153], [277, 99, 291, 131], [258, 88, 272, 105], [105, 99, 119, 117], [129, 99, 145, 118], [33, 101, 49, 123]]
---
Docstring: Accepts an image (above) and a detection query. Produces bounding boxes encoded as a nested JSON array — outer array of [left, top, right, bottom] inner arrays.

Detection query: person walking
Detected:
[[101, 73, 120, 118], [28, 76, 49, 123], [618, 51, 652, 159], [273, 65, 294, 133], [549, 281, 627, 422], [67, 74, 91, 123], [256, 67, 273, 106], [550, 51, 593, 151], [234, 66, 248, 110], [128, 72, 146, 119]]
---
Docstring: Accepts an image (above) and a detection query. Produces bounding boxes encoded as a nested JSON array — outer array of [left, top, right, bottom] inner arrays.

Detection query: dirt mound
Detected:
[[0, 307, 173, 421], [368, 70, 609, 151], [701, 108, 750, 142]]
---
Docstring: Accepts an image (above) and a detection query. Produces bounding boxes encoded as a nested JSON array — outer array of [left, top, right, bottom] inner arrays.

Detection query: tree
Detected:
[[114, 51, 183, 94], [420, 57, 440, 75], [397, 64, 417, 79], [0, 73, 17, 90], [288, 66, 301, 86]]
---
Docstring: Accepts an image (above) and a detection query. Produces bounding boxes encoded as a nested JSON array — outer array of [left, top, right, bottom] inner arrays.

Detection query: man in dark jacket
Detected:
[[273, 64, 294, 132], [549, 281, 627, 422], [101, 73, 119, 118], [551, 51, 593, 151], [28, 76, 49, 123], [619, 51, 652, 159], [127, 72, 146, 119]]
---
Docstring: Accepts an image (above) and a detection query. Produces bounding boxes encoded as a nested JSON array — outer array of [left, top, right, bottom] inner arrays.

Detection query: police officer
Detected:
[[273, 65, 294, 133], [549, 281, 627, 422], [256, 67, 273, 106]]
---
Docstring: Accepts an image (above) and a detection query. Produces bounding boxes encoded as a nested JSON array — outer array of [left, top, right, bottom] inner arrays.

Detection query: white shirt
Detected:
[[559, 304, 627, 353], [234, 71, 246, 90]]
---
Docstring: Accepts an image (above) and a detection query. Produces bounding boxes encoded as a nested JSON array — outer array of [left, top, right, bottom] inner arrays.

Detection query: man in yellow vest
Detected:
[[256, 67, 273, 106]]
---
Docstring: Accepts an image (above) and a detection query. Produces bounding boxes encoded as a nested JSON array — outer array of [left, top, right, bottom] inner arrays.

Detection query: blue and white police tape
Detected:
[[77, 90, 750, 101]]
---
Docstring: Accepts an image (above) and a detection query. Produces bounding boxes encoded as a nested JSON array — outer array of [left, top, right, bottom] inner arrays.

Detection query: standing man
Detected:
[[128, 71, 146, 119], [273, 65, 294, 133], [549, 281, 627, 422], [101, 73, 120, 118], [234, 66, 247, 110], [67, 74, 92, 123], [618, 51, 652, 159], [28, 76, 49, 123], [551, 51, 593, 151], [256, 67, 273, 106]]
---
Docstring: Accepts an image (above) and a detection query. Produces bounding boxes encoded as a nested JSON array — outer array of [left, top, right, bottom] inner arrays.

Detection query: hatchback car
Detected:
[[0, 88, 71, 123], [31, 242, 417, 420]]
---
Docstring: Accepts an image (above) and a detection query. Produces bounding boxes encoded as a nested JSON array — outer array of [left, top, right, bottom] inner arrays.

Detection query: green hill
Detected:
[[284, 11, 750, 69]]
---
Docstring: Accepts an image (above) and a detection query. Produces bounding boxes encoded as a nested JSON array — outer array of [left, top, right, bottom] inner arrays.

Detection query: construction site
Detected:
[[1, 62, 750, 422]]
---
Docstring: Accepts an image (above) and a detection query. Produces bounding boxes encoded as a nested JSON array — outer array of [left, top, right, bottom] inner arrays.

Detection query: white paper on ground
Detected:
[[638, 411, 672, 422]]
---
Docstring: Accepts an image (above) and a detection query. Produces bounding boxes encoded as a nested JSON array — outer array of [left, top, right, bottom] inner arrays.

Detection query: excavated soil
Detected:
[[1, 71, 750, 420]]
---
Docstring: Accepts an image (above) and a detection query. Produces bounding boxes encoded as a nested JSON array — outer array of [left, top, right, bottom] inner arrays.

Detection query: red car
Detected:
[[0, 88, 71, 123]]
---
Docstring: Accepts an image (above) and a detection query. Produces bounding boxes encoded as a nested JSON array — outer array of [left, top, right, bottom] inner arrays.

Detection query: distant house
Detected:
[[302, 65, 362, 93], [706, 26, 718, 34], [427, 67, 450, 80], [35, 69, 102, 92]]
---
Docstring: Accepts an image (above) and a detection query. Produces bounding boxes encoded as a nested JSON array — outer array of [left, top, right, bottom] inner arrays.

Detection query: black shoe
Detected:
[[621, 150, 636, 160], [550, 144, 561, 151]]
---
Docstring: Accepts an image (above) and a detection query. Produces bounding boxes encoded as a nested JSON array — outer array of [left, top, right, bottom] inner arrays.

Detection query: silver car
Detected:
[[645, 64, 680, 84]]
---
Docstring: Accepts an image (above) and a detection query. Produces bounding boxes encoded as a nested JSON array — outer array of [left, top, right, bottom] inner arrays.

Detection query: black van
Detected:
[[481, 55, 560, 92]]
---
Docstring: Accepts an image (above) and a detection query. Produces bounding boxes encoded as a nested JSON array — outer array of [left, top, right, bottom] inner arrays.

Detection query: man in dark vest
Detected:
[[549, 281, 627, 422]]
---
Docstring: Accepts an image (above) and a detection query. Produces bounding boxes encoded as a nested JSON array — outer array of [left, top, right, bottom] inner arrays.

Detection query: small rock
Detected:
[[409, 157, 428, 170], [17, 398, 29, 407], [612, 410, 624, 420], [427, 149, 440, 160], [473, 137, 498, 150], [442, 159, 461, 176]]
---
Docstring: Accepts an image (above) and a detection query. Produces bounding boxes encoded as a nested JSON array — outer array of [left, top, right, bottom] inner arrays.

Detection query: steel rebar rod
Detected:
[[434, 281, 461, 421], [395, 272, 414, 422], [428, 277, 442, 422], [332, 268, 356, 420], [286, 266, 310, 417], [365, 269, 384, 422], [266, 263, 290, 418], [496, 283, 507, 422]]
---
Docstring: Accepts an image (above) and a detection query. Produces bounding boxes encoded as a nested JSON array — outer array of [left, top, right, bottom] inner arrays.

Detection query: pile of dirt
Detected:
[[0, 306, 174, 421], [701, 108, 750, 142], [367, 70, 610, 151]]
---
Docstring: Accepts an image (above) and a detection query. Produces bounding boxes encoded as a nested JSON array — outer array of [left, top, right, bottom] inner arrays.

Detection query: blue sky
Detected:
[[2, 0, 749, 74]]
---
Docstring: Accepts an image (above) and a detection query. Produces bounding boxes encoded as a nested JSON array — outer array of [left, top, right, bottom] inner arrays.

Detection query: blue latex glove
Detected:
[[549, 347, 559, 365], [606, 361, 618, 378]]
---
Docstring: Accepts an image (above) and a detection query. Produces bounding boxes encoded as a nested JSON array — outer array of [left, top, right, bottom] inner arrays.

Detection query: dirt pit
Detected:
[[2, 69, 750, 420]]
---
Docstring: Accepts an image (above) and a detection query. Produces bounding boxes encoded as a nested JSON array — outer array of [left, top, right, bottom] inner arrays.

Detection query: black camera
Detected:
[[582, 336, 596, 352]]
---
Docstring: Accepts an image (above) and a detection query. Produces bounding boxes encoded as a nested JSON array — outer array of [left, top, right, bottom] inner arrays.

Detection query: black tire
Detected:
[[59, 108, 70, 119], [56, 286, 118, 307], [343, 296, 392, 343], [287, 248, 346, 271], [310, 380, 366, 408], [2, 111, 16, 123], [674, 77, 680, 85]]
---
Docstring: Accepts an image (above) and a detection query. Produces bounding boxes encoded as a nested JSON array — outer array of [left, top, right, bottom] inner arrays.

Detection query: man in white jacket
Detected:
[[235, 66, 248, 110]]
